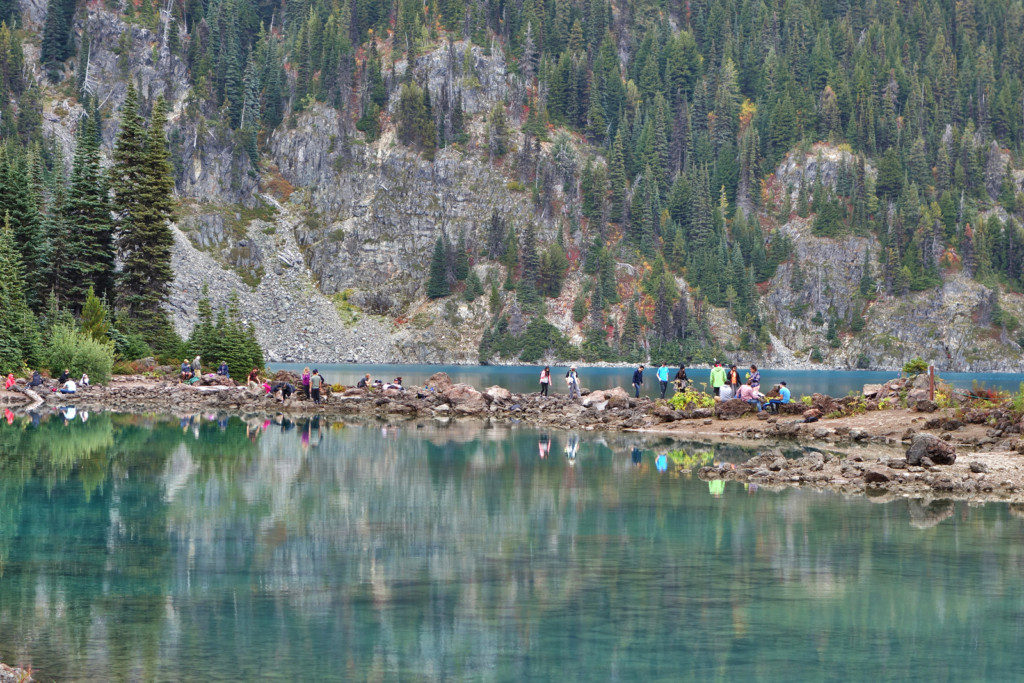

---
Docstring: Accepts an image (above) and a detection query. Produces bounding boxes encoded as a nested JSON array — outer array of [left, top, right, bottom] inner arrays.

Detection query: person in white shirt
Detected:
[[80, 373, 90, 386], [60, 379, 77, 394]]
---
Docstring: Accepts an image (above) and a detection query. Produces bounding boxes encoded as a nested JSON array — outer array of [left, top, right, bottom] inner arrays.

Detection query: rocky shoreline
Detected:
[[0, 663, 31, 682], [7, 370, 1024, 503]]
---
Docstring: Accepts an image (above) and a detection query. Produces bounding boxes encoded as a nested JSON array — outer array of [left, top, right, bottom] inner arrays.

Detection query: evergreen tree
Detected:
[[79, 285, 110, 341], [112, 89, 176, 344], [63, 114, 115, 305], [427, 237, 450, 298], [40, 0, 76, 78], [0, 212, 41, 371]]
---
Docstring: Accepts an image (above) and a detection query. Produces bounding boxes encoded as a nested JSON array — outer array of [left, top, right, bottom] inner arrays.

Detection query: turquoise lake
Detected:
[[269, 363, 1024, 398], [2, 413, 1024, 679]]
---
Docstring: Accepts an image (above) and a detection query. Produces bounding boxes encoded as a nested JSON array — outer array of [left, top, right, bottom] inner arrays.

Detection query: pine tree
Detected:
[[427, 237, 450, 298], [112, 88, 176, 344], [79, 285, 110, 341], [63, 114, 115, 306], [40, 0, 76, 78], [0, 152, 47, 310], [0, 212, 41, 371]]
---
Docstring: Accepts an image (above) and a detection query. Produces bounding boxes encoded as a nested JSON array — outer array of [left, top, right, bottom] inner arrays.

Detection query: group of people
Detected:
[[5, 368, 88, 395], [707, 361, 790, 412], [355, 373, 404, 391], [629, 364, 692, 398]]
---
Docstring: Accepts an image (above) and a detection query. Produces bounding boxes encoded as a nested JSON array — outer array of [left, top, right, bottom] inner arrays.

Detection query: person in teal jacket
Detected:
[[657, 363, 670, 398]]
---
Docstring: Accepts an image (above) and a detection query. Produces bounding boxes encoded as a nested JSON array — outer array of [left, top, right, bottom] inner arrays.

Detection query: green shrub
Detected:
[[668, 390, 715, 410], [109, 326, 153, 361], [46, 324, 114, 384], [902, 357, 929, 375]]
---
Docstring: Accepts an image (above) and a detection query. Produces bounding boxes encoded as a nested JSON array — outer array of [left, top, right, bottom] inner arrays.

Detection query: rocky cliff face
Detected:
[[23, 3, 1024, 370]]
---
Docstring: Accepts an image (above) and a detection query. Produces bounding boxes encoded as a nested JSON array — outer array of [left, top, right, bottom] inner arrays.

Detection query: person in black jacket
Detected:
[[631, 365, 644, 398], [673, 365, 689, 392]]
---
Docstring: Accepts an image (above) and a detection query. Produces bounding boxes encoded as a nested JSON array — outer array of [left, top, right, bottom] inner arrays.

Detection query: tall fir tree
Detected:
[[112, 88, 176, 344]]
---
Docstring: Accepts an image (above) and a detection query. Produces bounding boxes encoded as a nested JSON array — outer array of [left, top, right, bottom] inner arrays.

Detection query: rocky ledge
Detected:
[[699, 433, 1024, 503]]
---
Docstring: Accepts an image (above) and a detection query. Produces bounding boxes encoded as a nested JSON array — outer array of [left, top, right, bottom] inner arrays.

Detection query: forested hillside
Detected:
[[1, 0, 1024, 369]]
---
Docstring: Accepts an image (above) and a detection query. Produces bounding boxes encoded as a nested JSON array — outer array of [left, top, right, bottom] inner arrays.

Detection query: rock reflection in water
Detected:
[[0, 413, 1023, 679]]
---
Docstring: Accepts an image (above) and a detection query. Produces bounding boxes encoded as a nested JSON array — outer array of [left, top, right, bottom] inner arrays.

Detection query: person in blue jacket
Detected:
[[767, 381, 791, 413]]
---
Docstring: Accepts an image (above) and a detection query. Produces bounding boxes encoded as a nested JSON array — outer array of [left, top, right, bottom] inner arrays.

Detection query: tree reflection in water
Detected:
[[0, 412, 1023, 679]]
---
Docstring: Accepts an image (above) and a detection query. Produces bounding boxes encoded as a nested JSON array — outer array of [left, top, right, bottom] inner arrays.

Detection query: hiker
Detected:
[[747, 364, 760, 389], [673, 365, 689, 392], [766, 381, 791, 413], [539, 366, 551, 396], [247, 368, 261, 391], [180, 360, 192, 382], [566, 366, 581, 400], [79, 373, 90, 387], [309, 369, 325, 404], [58, 368, 70, 385], [4, 373, 14, 390], [301, 367, 311, 398], [737, 381, 761, 410], [657, 363, 670, 398], [356, 373, 371, 388], [60, 378, 77, 394], [384, 377, 404, 390], [719, 382, 734, 401], [727, 364, 741, 395], [272, 381, 294, 399], [709, 361, 726, 397], [632, 364, 644, 398], [191, 356, 202, 377], [217, 361, 230, 377], [28, 370, 43, 388]]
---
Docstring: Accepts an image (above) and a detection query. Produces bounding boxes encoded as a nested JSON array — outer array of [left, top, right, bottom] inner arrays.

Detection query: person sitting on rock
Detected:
[[766, 381, 791, 414], [4, 373, 14, 390], [180, 360, 193, 382], [737, 381, 761, 410], [247, 368, 261, 391], [28, 370, 43, 387], [58, 368, 70, 385], [356, 373, 371, 388], [217, 361, 230, 377], [79, 373, 90, 387], [60, 378, 77, 395], [719, 383, 734, 401]]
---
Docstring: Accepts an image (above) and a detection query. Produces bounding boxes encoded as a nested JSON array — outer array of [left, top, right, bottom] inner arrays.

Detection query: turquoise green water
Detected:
[[2, 413, 1024, 680]]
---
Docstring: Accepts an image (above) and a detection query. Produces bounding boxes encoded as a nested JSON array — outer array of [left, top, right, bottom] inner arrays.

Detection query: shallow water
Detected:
[[269, 362, 1024, 398], [1, 413, 1024, 679]]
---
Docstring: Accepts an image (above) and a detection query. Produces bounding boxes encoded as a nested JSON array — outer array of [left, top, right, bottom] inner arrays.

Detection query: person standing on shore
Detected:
[[301, 367, 311, 398], [566, 366, 580, 400], [632, 364, 644, 398], [710, 362, 726, 398], [309, 369, 324, 404], [747, 364, 760, 389], [657, 363, 670, 398], [727, 364, 740, 395], [674, 365, 689, 392], [539, 366, 551, 396]]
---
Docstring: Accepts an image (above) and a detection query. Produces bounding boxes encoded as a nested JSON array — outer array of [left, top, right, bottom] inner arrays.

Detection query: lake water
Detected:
[[270, 362, 1024, 398], [2, 412, 1024, 679]]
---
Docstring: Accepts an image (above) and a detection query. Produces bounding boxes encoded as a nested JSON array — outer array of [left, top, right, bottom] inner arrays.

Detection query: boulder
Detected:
[[913, 399, 938, 412], [810, 393, 841, 415], [803, 408, 822, 421], [863, 469, 891, 484], [906, 433, 957, 466], [484, 385, 512, 403], [445, 383, 487, 414], [426, 372, 454, 394], [652, 404, 679, 422], [715, 398, 755, 420], [969, 461, 989, 474], [603, 386, 631, 409], [862, 383, 883, 398]]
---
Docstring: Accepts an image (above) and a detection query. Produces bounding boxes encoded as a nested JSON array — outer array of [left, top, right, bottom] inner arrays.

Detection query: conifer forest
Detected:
[[1, 0, 1024, 369]]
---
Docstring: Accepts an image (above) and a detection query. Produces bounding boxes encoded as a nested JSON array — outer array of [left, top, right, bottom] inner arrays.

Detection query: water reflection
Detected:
[[1, 413, 1023, 679]]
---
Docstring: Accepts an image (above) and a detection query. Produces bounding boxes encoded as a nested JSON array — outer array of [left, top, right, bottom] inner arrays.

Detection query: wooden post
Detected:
[[928, 365, 935, 401]]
